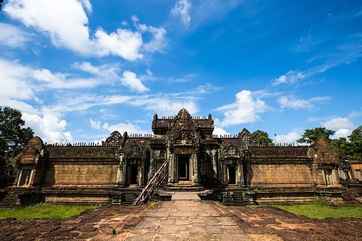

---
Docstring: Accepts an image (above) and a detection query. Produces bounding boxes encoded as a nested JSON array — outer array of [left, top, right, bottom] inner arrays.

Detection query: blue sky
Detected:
[[0, 0, 361, 143]]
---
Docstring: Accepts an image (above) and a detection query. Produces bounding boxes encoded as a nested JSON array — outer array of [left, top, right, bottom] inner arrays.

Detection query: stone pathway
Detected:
[[124, 192, 249, 241]]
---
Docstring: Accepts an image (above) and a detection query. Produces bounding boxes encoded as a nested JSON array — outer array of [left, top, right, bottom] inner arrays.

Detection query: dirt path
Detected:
[[0, 195, 361, 241], [120, 192, 249, 241]]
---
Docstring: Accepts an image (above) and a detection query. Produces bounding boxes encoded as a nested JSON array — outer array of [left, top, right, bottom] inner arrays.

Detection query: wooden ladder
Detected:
[[133, 160, 169, 205]]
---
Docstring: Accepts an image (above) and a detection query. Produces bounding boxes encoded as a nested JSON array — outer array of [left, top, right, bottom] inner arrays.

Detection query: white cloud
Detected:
[[213, 126, 229, 136], [216, 90, 267, 126], [23, 109, 72, 143], [278, 96, 312, 109], [48, 92, 198, 117], [0, 58, 99, 94], [273, 71, 305, 85], [171, 0, 192, 28], [80, 0, 92, 13], [89, 118, 148, 134], [4, 0, 166, 61], [0, 23, 31, 47], [0, 58, 34, 100], [322, 117, 354, 138], [274, 131, 301, 144], [129, 95, 198, 116], [0, 58, 103, 143], [142, 26, 167, 53], [94, 28, 143, 61], [121, 71, 149, 93], [273, 36, 362, 86], [278, 96, 330, 110], [32, 69, 98, 89], [323, 117, 354, 131], [75, 62, 151, 92], [4, 0, 93, 54]]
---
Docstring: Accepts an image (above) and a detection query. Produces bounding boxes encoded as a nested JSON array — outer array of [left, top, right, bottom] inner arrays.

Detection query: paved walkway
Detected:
[[124, 192, 249, 241]]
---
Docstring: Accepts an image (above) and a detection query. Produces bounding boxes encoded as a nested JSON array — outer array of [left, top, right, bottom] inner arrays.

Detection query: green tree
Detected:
[[349, 126, 362, 160], [0, 107, 34, 186], [331, 137, 352, 158], [297, 128, 335, 144], [250, 130, 273, 145]]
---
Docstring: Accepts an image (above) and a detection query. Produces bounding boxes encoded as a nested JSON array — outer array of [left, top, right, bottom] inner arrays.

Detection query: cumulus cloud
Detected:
[[274, 131, 301, 144], [121, 71, 149, 93], [23, 110, 72, 143], [171, 0, 192, 28], [278, 96, 330, 110], [0, 58, 101, 143], [322, 117, 354, 138], [74, 62, 149, 92], [94, 28, 143, 61], [213, 126, 229, 136], [0, 23, 31, 47], [4, 0, 166, 61], [216, 90, 267, 126], [89, 119, 148, 134], [0, 58, 98, 93]]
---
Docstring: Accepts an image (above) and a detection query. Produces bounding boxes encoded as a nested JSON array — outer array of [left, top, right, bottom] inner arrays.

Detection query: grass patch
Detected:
[[0, 203, 96, 220], [274, 202, 362, 219]]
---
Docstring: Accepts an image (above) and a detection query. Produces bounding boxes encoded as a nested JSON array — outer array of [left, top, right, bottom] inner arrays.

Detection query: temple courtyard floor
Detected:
[[0, 192, 361, 241]]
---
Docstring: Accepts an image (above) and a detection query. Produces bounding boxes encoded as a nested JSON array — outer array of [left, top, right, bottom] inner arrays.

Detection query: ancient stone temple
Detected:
[[3, 108, 359, 206]]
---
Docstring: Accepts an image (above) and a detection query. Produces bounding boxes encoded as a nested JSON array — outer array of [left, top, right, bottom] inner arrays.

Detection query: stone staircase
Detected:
[[164, 181, 204, 192], [133, 160, 169, 205], [0, 189, 18, 207]]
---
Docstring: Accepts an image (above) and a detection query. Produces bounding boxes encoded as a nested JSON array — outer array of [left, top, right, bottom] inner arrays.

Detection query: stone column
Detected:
[[236, 162, 241, 185], [148, 151, 154, 181], [137, 163, 143, 186], [191, 153, 199, 184], [27, 169, 35, 186], [168, 151, 176, 183], [117, 154, 126, 186], [211, 149, 217, 178]]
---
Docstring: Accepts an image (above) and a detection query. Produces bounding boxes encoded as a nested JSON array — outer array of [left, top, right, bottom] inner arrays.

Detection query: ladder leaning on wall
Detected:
[[133, 160, 169, 205]]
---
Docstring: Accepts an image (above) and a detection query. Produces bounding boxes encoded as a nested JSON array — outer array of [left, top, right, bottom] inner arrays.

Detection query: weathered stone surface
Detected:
[[1, 196, 361, 241]]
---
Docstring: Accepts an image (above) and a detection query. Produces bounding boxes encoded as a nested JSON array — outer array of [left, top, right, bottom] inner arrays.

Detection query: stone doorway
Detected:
[[177, 154, 190, 181], [228, 165, 236, 184], [127, 164, 138, 185]]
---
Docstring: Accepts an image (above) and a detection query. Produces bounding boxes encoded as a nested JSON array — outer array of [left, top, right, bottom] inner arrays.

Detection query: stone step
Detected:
[[163, 185, 204, 192]]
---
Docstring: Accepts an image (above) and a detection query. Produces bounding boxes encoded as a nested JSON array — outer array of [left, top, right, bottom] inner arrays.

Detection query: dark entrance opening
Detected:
[[128, 164, 138, 185], [178, 154, 190, 180], [228, 165, 236, 184]]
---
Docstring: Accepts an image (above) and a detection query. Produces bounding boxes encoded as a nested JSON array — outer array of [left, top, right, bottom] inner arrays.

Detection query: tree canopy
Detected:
[[0, 107, 34, 186], [347, 126, 362, 160], [297, 128, 335, 144], [250, 130, 273, 145]]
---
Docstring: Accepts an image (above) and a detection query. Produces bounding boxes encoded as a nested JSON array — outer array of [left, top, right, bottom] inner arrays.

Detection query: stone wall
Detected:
[[251, 163, 314, 187], [351, 162, 362, 181], [44, 163, 119, 186], [45, 195, 110, 204]]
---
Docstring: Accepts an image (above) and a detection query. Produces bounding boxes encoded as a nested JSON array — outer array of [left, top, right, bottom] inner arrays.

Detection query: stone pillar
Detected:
[[28, 168, 36, 186], [223, 164, 228, 184], [191, 152, 199, 184], [148, 151, 154, 181], [168, 152, 176, 183], [137, 163, 143, 186], [117, 154, 126, 186], [236, 162, 241, 185], [211, 149, 217, 178]]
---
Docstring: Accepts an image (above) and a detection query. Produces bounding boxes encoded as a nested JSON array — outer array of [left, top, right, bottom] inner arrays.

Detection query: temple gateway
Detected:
[[3, 108, 362, 205]]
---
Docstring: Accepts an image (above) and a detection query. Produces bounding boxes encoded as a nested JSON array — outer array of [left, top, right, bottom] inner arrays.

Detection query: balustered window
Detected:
[[17, 167, 32, 187]]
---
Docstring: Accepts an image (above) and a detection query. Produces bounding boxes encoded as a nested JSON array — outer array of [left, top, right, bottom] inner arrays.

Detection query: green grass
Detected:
[[0, 203, 96, 220], [274, 202, 362, 219]]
